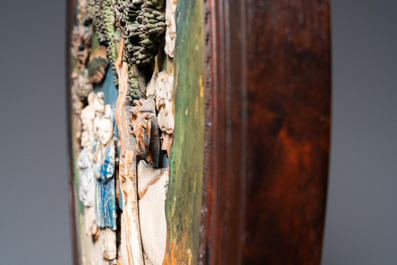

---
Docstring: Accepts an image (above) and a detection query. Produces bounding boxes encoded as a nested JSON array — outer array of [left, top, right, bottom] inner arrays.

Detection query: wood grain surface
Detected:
[[200, 0, 331, 264]]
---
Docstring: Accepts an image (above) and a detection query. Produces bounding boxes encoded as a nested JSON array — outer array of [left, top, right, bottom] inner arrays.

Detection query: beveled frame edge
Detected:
[[199, 0, 248, 263], [66, 0, 80, 264]]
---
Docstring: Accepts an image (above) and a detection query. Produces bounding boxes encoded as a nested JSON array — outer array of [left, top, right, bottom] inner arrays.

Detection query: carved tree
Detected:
[[114, 39, 144, 265]]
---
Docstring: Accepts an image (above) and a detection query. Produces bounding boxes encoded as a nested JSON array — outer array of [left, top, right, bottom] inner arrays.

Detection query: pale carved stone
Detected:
[[146, 71, 174, 153], [78, 130, 97, 236], [72, 69, 94, 101], [93, 92, 106, 142], [81, 92, 97, 149], [71, 70, 93, 146], [128, 99, 168, 265], [130, 99, 160, 167], [72, 92, 84, 145], [137, 160, 166, 200], [165, 0, 177, 58], [136, 73, 172, 265], [78, 131, 94, 207], [138, 168, 169, 265], [77, 0, 88, 25], [71, 25, 92, 69], [94, 114, 117, 263]]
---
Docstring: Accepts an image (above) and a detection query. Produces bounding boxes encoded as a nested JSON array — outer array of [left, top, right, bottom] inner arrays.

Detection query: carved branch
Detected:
[[114, 38, 144, 265]]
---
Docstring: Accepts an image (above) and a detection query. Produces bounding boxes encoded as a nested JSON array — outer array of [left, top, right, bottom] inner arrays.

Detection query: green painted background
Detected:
[[164, 0, 205, 264]]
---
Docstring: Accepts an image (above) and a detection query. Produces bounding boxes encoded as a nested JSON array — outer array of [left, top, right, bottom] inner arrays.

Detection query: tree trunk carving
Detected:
[[114, 39, 144, 265]]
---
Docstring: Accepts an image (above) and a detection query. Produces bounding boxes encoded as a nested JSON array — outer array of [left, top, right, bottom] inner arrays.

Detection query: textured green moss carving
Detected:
[[123, 0, 166, 65]]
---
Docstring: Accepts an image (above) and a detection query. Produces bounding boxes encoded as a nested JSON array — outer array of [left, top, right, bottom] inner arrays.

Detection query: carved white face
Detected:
[[99, 118, 113, 146]]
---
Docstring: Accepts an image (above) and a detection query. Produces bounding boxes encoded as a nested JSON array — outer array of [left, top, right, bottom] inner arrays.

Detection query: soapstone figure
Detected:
[[79, 92, 98, 237], [78, 130, 98, 237], [165, 0, 177, 58], [81, 92, 97, 147], [93, 92, 106, 225], [94, 111, 117, 263], [93, 92, 106, 145]]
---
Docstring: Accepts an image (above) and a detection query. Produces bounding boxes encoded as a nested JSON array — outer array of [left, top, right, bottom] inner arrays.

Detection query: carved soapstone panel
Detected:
[[68, 0, 204, 264], [69, 1, 331, 264]]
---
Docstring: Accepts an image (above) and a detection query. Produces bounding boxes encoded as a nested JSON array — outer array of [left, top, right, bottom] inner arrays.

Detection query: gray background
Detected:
[[0, 0, 396, 264], [322, 0, 397, 264]]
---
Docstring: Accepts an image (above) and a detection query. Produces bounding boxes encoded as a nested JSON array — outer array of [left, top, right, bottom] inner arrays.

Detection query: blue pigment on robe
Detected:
[[94, 141, 117, 230], [93, 67, 124, 211], [94, 67, 120, 139]]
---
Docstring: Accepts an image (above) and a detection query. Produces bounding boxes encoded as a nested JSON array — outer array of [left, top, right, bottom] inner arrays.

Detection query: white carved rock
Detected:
[[165, 0, 177, 58], [147, 73, 173, 124], [147, 71, 174, 153], [93, 92, 106, 140], [79, 96, 98, 237], [81, 93, 96, 131], [137, 160, 166, 200], [138, 161, 169, 265], [78, 133, 95, 208]]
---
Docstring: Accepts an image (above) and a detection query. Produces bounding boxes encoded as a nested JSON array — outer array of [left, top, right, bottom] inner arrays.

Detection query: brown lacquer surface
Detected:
[[200, 1, 331, 265]]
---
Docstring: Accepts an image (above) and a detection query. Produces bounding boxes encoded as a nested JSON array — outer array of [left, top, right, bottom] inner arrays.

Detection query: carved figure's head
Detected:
[[93, 92, 105, 114], [99, 117, 113, 146], [81, 106, 95, 132], [87, 91, 96, 106]]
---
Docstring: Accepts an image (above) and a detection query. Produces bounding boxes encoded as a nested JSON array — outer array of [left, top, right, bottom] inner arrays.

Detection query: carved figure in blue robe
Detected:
[[94, 113, 117, 262], [94, 140, 116, 229]]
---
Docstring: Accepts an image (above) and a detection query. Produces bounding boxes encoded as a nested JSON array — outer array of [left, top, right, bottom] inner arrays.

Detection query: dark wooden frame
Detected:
[[66, 0, 80, 264], [67, 0, 331, 264], [199, 0, 331, 264]]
